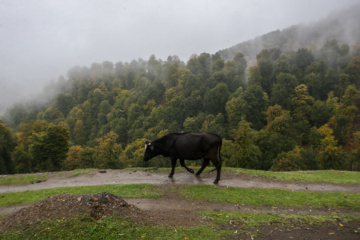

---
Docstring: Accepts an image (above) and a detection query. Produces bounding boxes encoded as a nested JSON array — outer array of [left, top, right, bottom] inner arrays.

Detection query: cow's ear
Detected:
[[143, 141, 152, 146]]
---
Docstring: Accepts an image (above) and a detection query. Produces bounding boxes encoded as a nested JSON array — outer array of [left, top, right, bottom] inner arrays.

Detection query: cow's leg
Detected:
[[180, 159, 194, 174], [195, 158, 209, 176], [210, 158, 222, 184], [168, 157, 177, 178], [209, 151, 222, 184]]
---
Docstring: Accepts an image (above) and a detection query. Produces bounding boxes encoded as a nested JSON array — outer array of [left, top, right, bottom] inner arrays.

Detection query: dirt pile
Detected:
[[0, 192, 145, 231]]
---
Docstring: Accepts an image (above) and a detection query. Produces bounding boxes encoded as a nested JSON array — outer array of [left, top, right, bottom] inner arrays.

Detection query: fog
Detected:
[[0, 0, 358, 114]]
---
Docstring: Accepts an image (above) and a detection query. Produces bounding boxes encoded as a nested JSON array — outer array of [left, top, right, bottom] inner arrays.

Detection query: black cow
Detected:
[[143, 132, 223, 184]]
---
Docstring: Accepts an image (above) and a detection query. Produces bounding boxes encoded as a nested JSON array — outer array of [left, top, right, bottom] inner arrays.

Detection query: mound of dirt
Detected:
[[0, 192, 146, 231]]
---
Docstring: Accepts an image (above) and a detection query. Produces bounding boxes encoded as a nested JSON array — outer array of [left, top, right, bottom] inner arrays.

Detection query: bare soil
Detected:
[[1, 169, 360, 239]]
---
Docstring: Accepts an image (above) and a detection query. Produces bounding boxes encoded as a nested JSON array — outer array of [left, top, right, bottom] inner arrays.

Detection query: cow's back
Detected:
[[172, 132, 221, 160]]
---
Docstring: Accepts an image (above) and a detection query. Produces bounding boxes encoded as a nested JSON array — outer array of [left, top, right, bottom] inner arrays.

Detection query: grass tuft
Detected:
[[228, 168, 360, 184], [0, 184, 162, 207], [181, 185, 360, 210]]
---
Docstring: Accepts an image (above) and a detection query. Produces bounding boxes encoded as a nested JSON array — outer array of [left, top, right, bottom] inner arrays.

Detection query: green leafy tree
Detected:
[[310, 100, 332, 128], [345, 57, 360, 87], [228, 120, 261, 168], [79, 147, 96, 168], [95, 131, 122, 169], [0, 121, 15, 174], [225, 92, 247, 130], [271, 146, 318, 171], [294, 48, 314, 72], [64, 145, 83, 170], [316, 124, 344, 169], [201, 113, 227, 138], [241, 84, 269, 130], [303, 72, 321, 99], [256, 105, 296, 170], [271, 73, 299, 110], [329, 85, 359, 145], [255, 48, 281, 95], [203, 83, 230, 115], [30, 124, 70, 172], [292, 84, 315, 144]]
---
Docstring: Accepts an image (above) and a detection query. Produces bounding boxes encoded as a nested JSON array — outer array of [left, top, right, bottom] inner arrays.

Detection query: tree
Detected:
[[30, 124, 70, 172], [271, 146, 318, 171], [310, 100, 332, 128], [203, 83, 230, 115], [257, 105, 296, 170], [292, 84, 315, 144], [183, 115, 203, 132], [303, 73, 321, 99], [294, 48, 314, 72], [201, 113, 227, 138], [315, 124, 344, 169], [95, 131, 122, 169], [345, 57, 360, 87], [330, 85, 359, 144], [79, 147, 96, 168], [255, 48, 281, 95], [228, 120, 261, 168], [223, 53, 247, 90], [226, 94, 247, 130], [271, 73, 298, 110], [241, 84, 268, 130], [64, 145, 83, 170], [0, 121, 15, 174]]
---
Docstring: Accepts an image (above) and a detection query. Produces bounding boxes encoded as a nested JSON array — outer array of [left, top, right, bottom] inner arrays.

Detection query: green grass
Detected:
[[201, 211, 358, 229], [0, 184, 162, 207], [181, 185, 360, 210], [229, 168, 360, 184], [200, 211, 359, 238], [0, 174, 50, 185], [0, 216, 224, 240], [1, 212, 358, 240], [66, 169, 96, 178]]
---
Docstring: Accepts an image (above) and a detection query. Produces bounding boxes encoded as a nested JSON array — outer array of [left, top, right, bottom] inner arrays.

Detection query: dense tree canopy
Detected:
[[2, 40, 360, 173]]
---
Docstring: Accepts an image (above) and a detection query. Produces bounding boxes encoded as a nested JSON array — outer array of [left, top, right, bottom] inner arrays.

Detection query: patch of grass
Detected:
[[181, 185, 360, 210], [2, 213, 358, 240], [0, 174, 49, 186], [200, 211, 359, 238], [67, 169, 96, 178], [0, 216, 223, 240], [0, 184, 162, 207], [229, 168, 360, 184]]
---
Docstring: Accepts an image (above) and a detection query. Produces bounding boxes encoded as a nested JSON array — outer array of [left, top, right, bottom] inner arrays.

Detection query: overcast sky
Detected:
[[0, 0, 359, 114]]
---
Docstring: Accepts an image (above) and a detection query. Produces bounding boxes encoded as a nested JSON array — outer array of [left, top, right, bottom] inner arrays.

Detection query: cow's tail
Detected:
[[210, 139, 222, 172], [218, 139, 222, 166]]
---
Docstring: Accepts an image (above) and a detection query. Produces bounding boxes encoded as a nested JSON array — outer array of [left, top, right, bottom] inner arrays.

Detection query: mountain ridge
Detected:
[[217, 4, 360, 64]]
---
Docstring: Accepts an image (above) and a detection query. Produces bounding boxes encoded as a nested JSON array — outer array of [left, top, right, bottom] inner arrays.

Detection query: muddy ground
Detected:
[[1, 169, 360, 239]]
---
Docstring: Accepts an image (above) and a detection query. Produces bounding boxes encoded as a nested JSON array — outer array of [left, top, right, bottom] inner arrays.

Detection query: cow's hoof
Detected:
[[213, 180, 219, 184], [168, 175, 174, 178], [188, 169, 194, 174]]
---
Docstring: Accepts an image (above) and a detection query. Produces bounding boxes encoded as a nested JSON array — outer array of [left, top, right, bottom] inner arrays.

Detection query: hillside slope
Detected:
[[218, 4, 360, 64]]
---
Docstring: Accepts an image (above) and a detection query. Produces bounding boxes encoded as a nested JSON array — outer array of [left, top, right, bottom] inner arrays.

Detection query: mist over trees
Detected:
[[1, 38, 360, 174], [1, 6, 360, 174], [218, 4, 360, 65]]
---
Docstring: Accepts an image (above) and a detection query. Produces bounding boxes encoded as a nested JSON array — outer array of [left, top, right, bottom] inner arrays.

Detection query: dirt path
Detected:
[[1, 169, 359, 216], [1, 169, 360, 239], [1, 169, 359, 194]]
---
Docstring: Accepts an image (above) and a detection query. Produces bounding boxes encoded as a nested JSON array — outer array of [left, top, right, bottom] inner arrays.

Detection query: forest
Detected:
[[1, 39, 360, 174]]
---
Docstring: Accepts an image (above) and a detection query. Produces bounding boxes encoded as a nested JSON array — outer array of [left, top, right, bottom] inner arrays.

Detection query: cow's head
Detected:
[[143, 140, 158, 161]]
